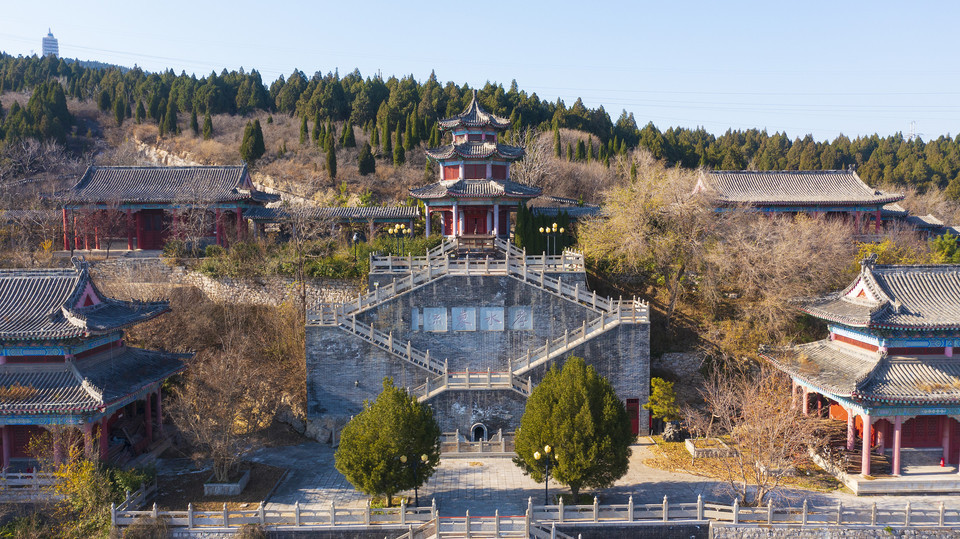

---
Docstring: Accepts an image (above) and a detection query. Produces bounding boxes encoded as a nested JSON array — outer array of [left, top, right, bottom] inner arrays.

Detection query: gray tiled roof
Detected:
[[531, 206, 602, 219], [62, 166, 280, 205], [410, 179, 542, 200], [425, 142, 525, 161], [905, 214, 944, 229], [803, 262, 960, 329], [763, 340, 879, 398], [437, 90, 511, 130], [765, 341, 960, 404], [0, 347, 185, 415], [244, 206, 420, 222], [701, 170, 904, 206], [881, 203, 909, 217], [0, 262, 169, 341]]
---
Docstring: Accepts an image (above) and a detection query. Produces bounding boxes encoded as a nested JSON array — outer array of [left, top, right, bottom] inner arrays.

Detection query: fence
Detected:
[[113, 493, 960, 531], [441, 429, 515, 454], [0, 471, 58, 502]]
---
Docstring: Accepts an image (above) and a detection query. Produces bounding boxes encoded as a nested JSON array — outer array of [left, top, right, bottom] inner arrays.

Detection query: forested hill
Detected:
[[1, 52, 959, 198]]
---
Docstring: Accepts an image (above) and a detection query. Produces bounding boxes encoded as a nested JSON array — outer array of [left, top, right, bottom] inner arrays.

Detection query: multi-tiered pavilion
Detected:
[[764, 257, 960, 483], [0, 260, 185, 469], [412, 91, 540, 239]]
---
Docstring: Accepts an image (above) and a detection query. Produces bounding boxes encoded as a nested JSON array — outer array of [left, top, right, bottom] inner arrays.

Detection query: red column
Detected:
[[144, 391, 153, 446], [1, 427, 9, 471], [875, 208, 881, 233], [171, 209, 178, 239], [126, 209, 133, 250], [215, 208, 222, 246], [99, 419, 109, 461], [156, 390, 164, 437], [892, 415, 902, 476], [135, 212, 143, 250], [861, 415, 872, 475], [790, 381, 797, 410], [94, 225, 100, 250], [942, 416, 951, 465], [62, 209, 69, 250], [802, 388, 810, 416], [74, 214, 81, 250], [236, 206, 243, 242], [846, 409, 856, 451]]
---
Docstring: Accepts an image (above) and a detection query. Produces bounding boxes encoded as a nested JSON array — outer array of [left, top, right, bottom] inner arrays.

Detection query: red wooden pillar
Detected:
[[1, 426, 9, 471], [802, 388, 810, 416], [135, 212, 143, 251], [215, 208, 222, 246], [156, 390, 164, 437], [892, 415, 902, 476], [236, 206, 243, 242], [171, 209, 178, 239], [943, 416, 951, 465], [99, 419, 109, 461], [94, 225, 100, 250], [861, 415, 872, 475], [846, 410, 856, 451], [62, 209, 69, 250], [126, 209, 133, 250], [73, 213, 81, 250], [144, 391, 153, 446], [875, 208, 881, 233], [790, 381, 797, 410]]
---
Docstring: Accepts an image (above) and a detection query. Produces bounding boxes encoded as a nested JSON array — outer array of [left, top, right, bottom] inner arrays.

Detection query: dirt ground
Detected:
[[154, 461, 287, 511]]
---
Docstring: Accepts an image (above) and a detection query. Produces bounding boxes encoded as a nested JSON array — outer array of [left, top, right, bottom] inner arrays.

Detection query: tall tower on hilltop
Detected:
[[42, 29, 59, 57], [411, 90, 539, 239]]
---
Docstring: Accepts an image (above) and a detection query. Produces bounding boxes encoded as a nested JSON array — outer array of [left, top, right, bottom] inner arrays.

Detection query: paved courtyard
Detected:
[[244, 437, 960, 517]]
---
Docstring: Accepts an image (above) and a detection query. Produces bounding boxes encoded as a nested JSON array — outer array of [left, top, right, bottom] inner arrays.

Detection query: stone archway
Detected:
[[471, 423, 487, 442]]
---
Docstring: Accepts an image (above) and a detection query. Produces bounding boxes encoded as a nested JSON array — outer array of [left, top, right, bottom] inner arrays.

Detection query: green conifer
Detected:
[[202, 112, 213, 140], [342, 123, 356, 148], [326, 135, 337, 178], [357, 142, 376, 176], [384, 121, 393, 155], [393, 129, 405, 167], [299, 116, 308, 145], [162, 98, 178, 136], [404, 120, 414, 151], [311, 112, 321, 142], [372, 125, 380, 150], [553, 126, 561, 157], [113, 96, 125, 127], [567, 143, 574, 162], [135, 101, 145, 124], [190, 110, 199, 136]]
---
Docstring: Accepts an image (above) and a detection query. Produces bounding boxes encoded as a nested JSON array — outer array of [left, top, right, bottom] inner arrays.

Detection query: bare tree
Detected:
[[682, 366, 820, 506], [283, 202, 336, 316], [508, 128, 555, 190], [169, 329, 282, 483]]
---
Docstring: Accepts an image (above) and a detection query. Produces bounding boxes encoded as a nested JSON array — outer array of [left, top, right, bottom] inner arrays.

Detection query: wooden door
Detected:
[[626, 398, 640, 435], [464, 210, 487, 235], [138, 209, 167, 250]]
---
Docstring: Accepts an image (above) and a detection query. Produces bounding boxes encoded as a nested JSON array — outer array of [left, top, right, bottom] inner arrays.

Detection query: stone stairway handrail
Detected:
[[413, 369, 531, 402], [337, 315, 446, 375], [510, 312, 622, 376]]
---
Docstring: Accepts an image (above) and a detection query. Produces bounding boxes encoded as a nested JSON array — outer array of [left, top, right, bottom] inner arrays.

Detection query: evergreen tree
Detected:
[[644, 378, 680, 421], [630, 161, 638, 181], [113, 96, 125, 127], [513, 357, 634, 500], [553, 126, 561, 157], [576, 139, 586, 161], [393, 129, 405, 167], [202, 112, 213, 140], [299, 115, 308, 145], [587, 137, 594, 161], [97, 89, 111, 112], [404, 119, 415, 150], [372, 125, 380, 151], [311, 112, 321, 143], [325, 135, 337, 178], [567, 143, 574, 162], [335, 378, 441, 507], [342, 123, 356, 147], [357, 142, 376, 176], [135, 101, 145, 124], [190, 110, 199, 136], [384, 122, 393, 156], [157, 99, 168, 137], [162, 98, 179, 136], [239, 119, 266, 163]]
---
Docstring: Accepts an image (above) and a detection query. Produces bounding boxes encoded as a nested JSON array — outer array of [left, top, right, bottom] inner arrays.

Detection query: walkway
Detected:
[[244, 438, 960, 517]]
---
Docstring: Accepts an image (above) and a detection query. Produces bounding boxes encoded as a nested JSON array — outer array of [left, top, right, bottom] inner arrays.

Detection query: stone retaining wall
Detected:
[[710, 524, 959, 538]]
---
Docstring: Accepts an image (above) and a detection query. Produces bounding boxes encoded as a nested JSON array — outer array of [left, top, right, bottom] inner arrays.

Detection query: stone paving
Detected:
[[242, 437, 960, 517]]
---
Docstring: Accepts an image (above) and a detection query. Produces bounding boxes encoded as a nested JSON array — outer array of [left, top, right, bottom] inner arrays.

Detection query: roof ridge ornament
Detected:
[[861, 253, 878, 270]]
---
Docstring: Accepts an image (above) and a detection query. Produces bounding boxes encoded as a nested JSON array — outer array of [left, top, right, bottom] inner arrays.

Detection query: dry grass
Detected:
[[153, 462, 286, 511], [646, 436, 843, 493]]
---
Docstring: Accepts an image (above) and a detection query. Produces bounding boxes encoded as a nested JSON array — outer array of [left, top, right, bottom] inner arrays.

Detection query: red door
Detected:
[[464, 210, 487, 235], [626, 399, 640, 435], [138, 209, 167, 250], [443, 211, 454, 235]]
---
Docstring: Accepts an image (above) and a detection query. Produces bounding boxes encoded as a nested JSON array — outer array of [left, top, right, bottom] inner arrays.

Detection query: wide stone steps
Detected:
[[334, 315, 446, 376], [508, 312, 622, 377]]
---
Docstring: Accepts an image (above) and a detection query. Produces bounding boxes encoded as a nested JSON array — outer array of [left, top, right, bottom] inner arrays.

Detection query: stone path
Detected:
[[242, 437, 960, 517]]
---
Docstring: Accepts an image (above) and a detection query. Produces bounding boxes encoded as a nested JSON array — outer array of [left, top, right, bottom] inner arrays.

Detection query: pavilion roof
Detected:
[[410, 179, 541, 200], [0, 260, 169, 341], [60, 166, 280, 205], [801, 259, 960, 330], [425, 141, 525, 161], [697, 170, 904, 207], [764, 340, 960, 405], [0, 347, 185, 415], [437, 90, 511, 130]]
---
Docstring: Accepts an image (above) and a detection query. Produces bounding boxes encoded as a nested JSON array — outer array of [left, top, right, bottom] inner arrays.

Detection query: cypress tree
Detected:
[[97, 89, 111, 112], [357, 142, 376, 175], [326, 135, 337, 178], [619, 140, 627, 155], [202, 112, 213, 140], [404, 120, 414, 150], [190, 109, 199, 135], [342, 123, 356, 148], [157, 99, 168, 136], [587, 137, 594, 161], [553, 126, 561, 157], [384, 121, 393, 156], [311, 112, 321, 142], [327, 118, 336, 147], [113, 96, 125, 127], [372, 125, 380, 151], [567, 143, 574, 162], [630, 161, 638, 181], [393, 129, 405, 167], [135, 101, 145, 124], [318, 123, 327, 149], [162, 98, 179, 136], [576, 139, 586, 161], [300, 115, 308, 145], [240, 119, 266, 164]]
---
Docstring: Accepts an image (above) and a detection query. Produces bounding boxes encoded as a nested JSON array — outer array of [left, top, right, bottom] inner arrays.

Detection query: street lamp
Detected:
[[533, 444, 554, 505], [352, 232, 360, 262], [539, 223, 565, 256], [388, 223, 409, 255], [400, 453, 429, 507]]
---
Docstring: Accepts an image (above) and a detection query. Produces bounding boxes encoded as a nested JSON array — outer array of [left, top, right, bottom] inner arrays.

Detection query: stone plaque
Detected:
[[410, 308, 421, 331], [508, 306, 533, 330], [479, 307, 505, 331], [451, 307, 477, 331], [423, 308, 447, 332]]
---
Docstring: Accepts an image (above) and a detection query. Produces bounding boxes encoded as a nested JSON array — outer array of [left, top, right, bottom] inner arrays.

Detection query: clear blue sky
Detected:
[[2, 1, 958, 141]]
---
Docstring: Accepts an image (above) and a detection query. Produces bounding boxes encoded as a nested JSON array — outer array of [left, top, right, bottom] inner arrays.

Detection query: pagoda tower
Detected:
[[411, 91, 540, 239]]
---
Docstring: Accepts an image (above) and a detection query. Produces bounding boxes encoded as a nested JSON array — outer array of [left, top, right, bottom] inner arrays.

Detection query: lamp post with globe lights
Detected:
[[539, 223, 564, 255], [388, 223, 409, 255], [400, 453, 429, 507], [533, 444, 555, 505]]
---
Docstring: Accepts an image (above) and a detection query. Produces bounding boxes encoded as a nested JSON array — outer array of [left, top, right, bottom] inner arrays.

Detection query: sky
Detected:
[[2, 0, 959, 141]]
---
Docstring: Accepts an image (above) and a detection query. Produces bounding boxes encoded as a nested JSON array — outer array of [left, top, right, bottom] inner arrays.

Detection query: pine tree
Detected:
[[393, 129, 405, 167], [630, 161, 638, 181], [113, 96, 125, 127], [342, 123, 356, 148], [587, 137, 594, 161], [326, 135, 337, 178], [311, 112, 321, 143], [404, 119, 415, 151], [190, 110, 199, 136], [97, 89, 111, 112], [299, 115, 308, 145], [202, 112, 213, 140], [513, 357, 633, 500], [240, 119, 266, 164], [644, 378, 680, 421], [327, 118, 336, 148], [135, 101, 145, 124], [157, 99, 168, 137], [567, 143, 574, 162], [576, 139, 586, 161], [372, 125, 380, 151], [553, 126, 561, 157], [357, 142, 376, 176], [384, 122, 393, 156]]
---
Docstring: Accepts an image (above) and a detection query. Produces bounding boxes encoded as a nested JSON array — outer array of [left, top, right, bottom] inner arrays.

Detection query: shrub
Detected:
[[204, 244, 226, 258]]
